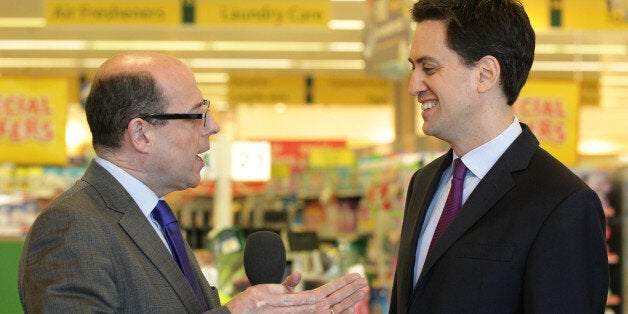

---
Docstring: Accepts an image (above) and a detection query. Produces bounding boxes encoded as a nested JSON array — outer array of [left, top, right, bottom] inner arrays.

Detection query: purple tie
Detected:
[[428, 158, 468, 254], [153, 200, 209, 311]]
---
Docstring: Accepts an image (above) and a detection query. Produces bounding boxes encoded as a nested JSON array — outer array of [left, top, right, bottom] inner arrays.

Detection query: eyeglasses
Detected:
[[141, 99, 209, 127]]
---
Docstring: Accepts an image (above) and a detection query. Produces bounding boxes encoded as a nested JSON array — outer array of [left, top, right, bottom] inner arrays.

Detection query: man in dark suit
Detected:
[[391, 0, 609, 313], [19, 52, 367, 313]]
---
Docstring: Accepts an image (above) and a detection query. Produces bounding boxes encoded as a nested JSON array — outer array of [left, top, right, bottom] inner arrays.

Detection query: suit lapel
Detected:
[[82, 161, 203, 313], [397, 153, 451, 309]]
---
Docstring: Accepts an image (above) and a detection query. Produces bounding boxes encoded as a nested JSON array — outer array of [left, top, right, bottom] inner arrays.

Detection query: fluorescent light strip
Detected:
[[210, 41, 325, 52], [194, 72, 230, 83], [92, 40, 207, 51], [600, 75, 628, 86], [328, 19, 364, 30], [187, 58, 364, 70], [0, 40, 87, 50], [211, 41, 363, 52], [579, 139, 619, 155], [531, 61, 628, 72], [536, 44, 627, 55], [0, 39, 363, 52], [0, 18, 46, 28], [1, 58, 626, 72], [296, 59, 365, 70], [328, 41, 364, 51], [0, 58, 79, 68], [188, 58, 294, 69]]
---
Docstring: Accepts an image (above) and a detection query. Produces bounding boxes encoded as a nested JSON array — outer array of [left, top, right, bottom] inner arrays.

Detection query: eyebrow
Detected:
[[408, 56, 438, 64], [190, 99, 206, 111]]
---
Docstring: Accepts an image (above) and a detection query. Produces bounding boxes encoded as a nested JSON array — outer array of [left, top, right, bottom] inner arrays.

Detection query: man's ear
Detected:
[[127, 118, 151, 153], [477, 55, 500, 93]]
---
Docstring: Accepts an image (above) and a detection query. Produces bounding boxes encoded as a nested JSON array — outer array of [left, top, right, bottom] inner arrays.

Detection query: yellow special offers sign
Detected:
[[513, 80, 580, 165], [46, 0, 181, 25], [196, 0, 329, 27], [0, 78, 68, 165]]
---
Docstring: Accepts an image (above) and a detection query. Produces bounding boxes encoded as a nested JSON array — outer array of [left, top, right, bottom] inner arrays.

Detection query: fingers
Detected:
[[328, 286, 366, 314], [282, 271, 302, 293], [313, 273, 366, 299], [309, 273, 367, 314]]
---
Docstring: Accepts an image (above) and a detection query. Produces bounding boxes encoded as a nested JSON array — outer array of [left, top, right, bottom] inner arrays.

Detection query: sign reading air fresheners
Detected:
[[46, 0, 181, 25]]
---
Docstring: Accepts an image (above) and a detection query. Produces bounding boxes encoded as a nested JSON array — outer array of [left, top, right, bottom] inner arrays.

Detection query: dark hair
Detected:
[[411, 0, 535, 105], [85, 72, 167, 150]]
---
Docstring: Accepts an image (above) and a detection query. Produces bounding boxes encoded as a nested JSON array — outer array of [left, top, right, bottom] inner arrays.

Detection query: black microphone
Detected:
[[243, 230, 287, 285]]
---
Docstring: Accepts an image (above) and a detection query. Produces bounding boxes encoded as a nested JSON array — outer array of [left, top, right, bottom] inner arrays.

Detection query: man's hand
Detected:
[[224, 272, 368, 313]]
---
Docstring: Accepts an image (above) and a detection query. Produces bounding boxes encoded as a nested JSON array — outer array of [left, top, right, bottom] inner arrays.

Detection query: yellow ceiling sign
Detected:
[[312, 76, 393, 104], [560, 0, 628, 29], [521, 0, 551, 29], [0, 77, 69, 165], [196, 0, 329, 27], [46, 0, 181, 25], [514, 80, 580, 165], [228, 75, 306, 104]]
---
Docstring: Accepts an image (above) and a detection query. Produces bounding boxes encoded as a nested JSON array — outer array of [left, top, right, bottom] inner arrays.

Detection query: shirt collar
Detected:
[[95, 157, 160, 217], [459, 116, 522, 179]]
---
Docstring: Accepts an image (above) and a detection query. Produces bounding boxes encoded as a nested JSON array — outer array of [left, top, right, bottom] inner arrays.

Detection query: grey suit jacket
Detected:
[[19, 161, 230, 313], [390, 124, 609, 313]]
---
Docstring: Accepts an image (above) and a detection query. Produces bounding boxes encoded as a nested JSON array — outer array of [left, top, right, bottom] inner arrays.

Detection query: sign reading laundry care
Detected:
[[513, 80, 580, 165], [196, 0, 329, 26], [0, 78, 68, 165], [46, 0, 180, 25]]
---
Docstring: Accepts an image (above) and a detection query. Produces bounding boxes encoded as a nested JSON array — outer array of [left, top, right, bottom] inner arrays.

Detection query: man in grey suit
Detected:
[[19, 52, 367, 313], [391, 0, 609, 313]]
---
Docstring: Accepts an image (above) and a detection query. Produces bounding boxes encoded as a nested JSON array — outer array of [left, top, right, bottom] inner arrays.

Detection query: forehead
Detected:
[[410, 20, 453, 60], [156, 63, 203, 111]]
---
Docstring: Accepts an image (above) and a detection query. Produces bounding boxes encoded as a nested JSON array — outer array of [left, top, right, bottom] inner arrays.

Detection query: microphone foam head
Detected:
[[243, 230, 286, 285]]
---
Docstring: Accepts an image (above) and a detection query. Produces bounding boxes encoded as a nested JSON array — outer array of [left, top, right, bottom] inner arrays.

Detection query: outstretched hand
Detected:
[[224, 272, 368, 313]]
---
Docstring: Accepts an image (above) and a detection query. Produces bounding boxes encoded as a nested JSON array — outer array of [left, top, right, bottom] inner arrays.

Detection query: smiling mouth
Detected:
[[420, 100, 438, 110], [197, 153, 206, 162]]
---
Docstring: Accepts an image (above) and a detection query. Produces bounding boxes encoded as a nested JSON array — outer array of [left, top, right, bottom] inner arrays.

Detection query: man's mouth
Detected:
[[420, 100, 438, 110]]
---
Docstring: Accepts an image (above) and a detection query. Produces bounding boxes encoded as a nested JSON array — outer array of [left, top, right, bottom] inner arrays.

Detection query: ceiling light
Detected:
[[328, 19, 364, 30], [194, 72, 230, 83], [210, 41, 325, 52], [600, 75, 628, 86], [532, 61, 628, 72], [91, 40, 206, 51], [0, 18, 45, 28], [0, 58, 79, 68], [0, 40, 86, 50], [188, 58, 294, 69], [328, 42, 363, 52], [579, 139, 619, 155], [296, 59, 364, 70], [536, 44, 626, 55]]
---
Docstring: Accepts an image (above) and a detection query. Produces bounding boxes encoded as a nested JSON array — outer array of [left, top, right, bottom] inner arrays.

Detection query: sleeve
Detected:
[[18, 206, 120, 313], [523, 188, 609, 313]]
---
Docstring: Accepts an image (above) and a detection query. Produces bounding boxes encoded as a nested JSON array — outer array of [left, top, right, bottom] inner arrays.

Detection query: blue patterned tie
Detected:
[[153, 200, 209, 311], [428, 158, 468, 254]]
